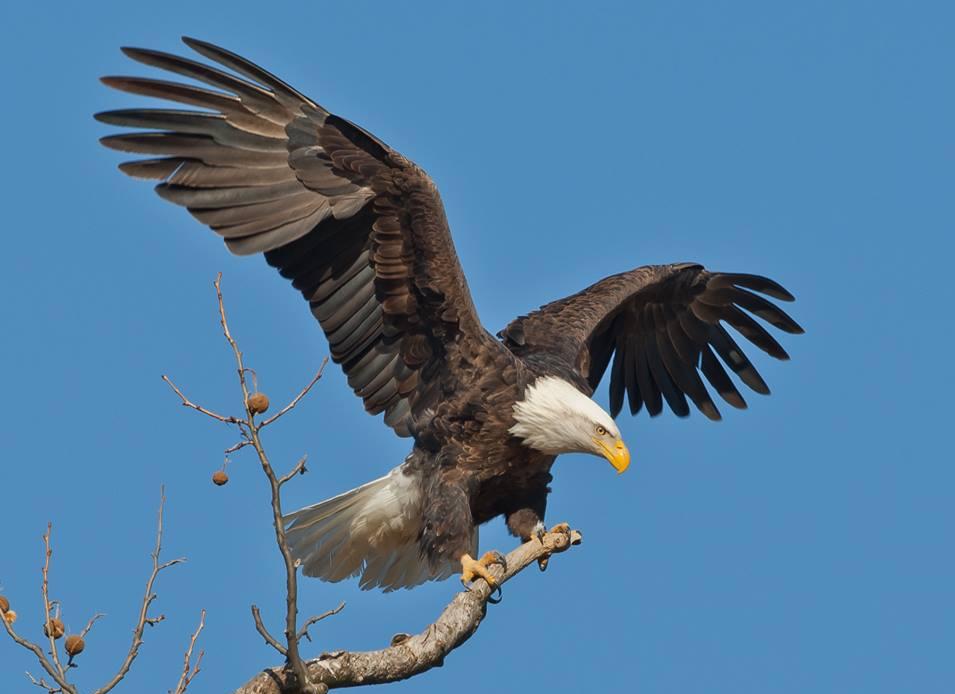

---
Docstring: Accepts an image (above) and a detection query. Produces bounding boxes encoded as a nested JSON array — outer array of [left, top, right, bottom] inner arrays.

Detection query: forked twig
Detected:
[[297, 603, 345, 643], [26, 672, 62, 693], [171, 609, 206, 694], [260, 360, 328, 429], [251, 605, 287, 657], [79, 613, 106, 639], [91, 487, 185, 694], [278, 456, 309, 487], [162, 375, 244, 426]]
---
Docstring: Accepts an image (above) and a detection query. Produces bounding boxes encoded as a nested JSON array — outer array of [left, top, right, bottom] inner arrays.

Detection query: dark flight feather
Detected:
[[98, 37, 493, 436], [500, 265, 802, 420]]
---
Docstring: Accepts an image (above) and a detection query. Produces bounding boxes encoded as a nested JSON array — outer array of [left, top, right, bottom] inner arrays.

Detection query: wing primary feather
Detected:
[[652, 310, 720, 421], [181, 36, 318, 107], [662, 305, 699, 365], [95, 109, 286, 152], [700, 345, 747, 409], [719, 273, 796, 302], [643, 320, 690, 417], [689, 298, 725, 325], [117, 157, 184, 179], [100, 132, 289, 168], [726, 288, 804, 334], [721, 306, 790, 360], [608, 338, 627, 418], [622, 333, 642, 416], [119, 47, 288, 123], [634, 328, 663, 416], [99, 76, 288, 138], [708, 324, 770, 395], [101, 75, 241, 111]]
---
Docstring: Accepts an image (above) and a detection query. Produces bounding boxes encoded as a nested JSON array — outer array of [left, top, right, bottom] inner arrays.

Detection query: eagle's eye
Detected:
[[595, 425, 608, 436]]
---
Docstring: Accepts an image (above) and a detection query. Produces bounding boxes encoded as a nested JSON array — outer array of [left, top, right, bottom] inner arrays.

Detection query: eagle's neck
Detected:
[[509, 376, 616, 455]]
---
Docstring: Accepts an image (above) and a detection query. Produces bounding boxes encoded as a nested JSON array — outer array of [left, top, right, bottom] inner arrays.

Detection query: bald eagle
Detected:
[[97, 38, 803, 592]]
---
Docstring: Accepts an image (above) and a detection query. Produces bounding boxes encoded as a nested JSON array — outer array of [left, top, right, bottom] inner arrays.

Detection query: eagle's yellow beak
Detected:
[[595, 437, 631, 474]]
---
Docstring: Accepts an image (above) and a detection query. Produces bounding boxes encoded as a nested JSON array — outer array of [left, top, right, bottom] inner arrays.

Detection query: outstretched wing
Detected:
[[97, 37, 489, 436], [498, 263, 803, 421]]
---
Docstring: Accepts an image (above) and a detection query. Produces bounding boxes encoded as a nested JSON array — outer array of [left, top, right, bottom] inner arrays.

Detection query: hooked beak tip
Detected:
[[607, 440, 631, 474]]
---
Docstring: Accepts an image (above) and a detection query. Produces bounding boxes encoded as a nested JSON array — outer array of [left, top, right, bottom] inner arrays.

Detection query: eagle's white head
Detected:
[[509, 376, 631, 472]]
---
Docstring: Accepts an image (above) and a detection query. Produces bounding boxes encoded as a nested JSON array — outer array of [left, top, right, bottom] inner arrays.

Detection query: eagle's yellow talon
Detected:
[[460, 551, 506, 589], [549, 522, 571, 534]]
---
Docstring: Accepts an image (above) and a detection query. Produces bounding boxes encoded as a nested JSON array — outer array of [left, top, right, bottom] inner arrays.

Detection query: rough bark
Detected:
[[235, 527, 581, 693]]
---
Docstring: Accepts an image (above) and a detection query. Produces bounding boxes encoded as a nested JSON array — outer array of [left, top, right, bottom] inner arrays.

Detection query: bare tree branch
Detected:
[[234, 528, 582, 693], [40, 525, 69, 684], [2, 614, 74, 694], [3, 489, 186, 693], [79, 613, 106, 640], [251, 605, 286, 657], [259, 361, 328, 430], [26, 671, 62, 693], [162, 374, 245, 426], [212, 273, 319, 692], [278, 456, 309, 487], [92, 487, 185, 694], [170, 609, 206, 694], [297, 603, 345, 644], [0, 525, 78, 693], [225, 438, 253, 455]]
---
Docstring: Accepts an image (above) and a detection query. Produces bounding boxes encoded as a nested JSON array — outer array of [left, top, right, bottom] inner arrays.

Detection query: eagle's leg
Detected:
[[418, 470, 506, 593], [459, 551, 507, 589], [505, 493, 550, 545], [504, 486, 568, 569]]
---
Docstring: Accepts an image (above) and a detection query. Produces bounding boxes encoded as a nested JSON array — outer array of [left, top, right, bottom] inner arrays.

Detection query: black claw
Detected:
[[490, 550, 507, 572], [487, 584, 503, 604]]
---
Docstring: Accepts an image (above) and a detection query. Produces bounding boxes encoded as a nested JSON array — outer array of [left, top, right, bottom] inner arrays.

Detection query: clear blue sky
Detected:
[[1, 2, 952, 692]]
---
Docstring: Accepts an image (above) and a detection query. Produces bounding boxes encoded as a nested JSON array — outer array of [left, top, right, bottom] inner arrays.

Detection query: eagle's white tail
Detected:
[[284, 466, 460, 591]]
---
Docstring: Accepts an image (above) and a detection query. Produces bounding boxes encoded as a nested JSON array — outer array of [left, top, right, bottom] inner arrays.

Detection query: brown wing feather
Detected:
[[499, 263, 803, 421], [98, 38, 490, 436]]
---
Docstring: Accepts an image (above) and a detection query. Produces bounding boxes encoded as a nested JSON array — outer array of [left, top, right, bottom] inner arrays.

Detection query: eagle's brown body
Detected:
[[97, 38, 803, 590]]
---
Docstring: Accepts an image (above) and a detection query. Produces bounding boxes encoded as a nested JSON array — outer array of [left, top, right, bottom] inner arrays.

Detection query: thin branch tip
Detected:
[[171, 609, 206, 694], [90, 488, 183, 694]]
